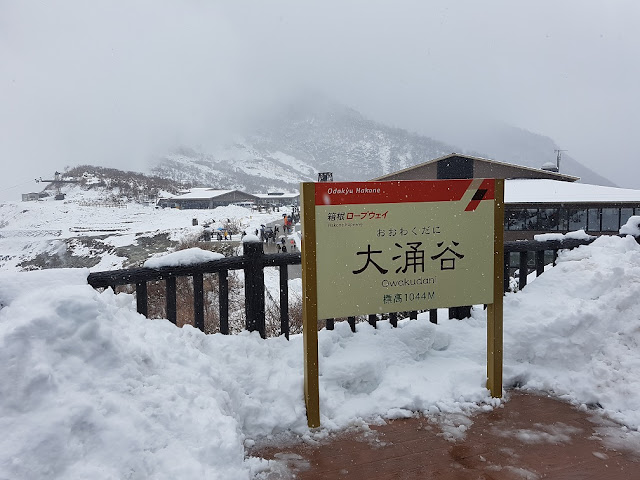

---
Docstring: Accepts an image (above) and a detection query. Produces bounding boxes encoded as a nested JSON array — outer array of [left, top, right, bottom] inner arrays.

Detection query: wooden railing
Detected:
[[88, 236, 619, 337], [87, 242, 300, 339]]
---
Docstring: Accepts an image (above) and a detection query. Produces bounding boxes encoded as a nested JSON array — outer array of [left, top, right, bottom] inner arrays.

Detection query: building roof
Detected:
[[506, 179, 640, 204], [253, 193, 299, 200], [372, 153, 580, 182], [164, 188, 240, 200]]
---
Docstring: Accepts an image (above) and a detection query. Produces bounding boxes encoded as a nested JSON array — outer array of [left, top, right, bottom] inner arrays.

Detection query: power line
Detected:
[[0, 178, 36, 193]]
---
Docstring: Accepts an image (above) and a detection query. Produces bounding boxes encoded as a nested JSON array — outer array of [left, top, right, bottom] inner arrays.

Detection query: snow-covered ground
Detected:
[[0, 192, 289, 272], [2, 197, 640, 478]]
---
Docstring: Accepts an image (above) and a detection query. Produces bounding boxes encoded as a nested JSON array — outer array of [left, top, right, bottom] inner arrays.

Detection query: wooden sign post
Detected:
[[301, 179, 504, 428]]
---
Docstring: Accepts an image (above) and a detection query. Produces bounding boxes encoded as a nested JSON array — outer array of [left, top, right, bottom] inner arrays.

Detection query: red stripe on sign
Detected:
[[314, 179, 478, 206]]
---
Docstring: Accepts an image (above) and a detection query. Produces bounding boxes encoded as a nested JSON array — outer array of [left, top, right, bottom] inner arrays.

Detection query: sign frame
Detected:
[[301, 179, 504, 428]]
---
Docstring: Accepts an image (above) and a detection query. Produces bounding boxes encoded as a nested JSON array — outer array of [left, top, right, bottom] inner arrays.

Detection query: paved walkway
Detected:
[[252, 391, 640, 479]]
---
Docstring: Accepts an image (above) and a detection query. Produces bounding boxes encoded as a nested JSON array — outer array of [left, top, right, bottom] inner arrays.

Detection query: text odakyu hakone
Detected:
[[326, 187, 381, 195], [352, 240, 465, 275]]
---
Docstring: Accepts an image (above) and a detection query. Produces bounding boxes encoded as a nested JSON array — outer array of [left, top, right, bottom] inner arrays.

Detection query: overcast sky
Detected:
[[1, 0, 639, 201]]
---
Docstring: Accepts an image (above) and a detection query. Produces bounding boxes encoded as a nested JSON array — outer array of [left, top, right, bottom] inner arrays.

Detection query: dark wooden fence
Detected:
[[87, 236, 607, 338]]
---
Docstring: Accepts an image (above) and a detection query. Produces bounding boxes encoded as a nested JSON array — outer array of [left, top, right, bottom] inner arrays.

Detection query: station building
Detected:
[[372, 153, 640, 241], [157, 188, 259, 209]]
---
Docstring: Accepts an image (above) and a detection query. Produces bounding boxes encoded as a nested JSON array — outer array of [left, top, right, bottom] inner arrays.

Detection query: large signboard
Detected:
[[300, 179, 504, 428], [313, 179, 496, 318]]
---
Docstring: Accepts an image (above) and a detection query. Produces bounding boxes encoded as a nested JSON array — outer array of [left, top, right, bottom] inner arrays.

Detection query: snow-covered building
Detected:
[[373, 153, 640, 240], [157, 188, 259, 209], [253, 192, 300, 207], [21, 192, 40, 202]]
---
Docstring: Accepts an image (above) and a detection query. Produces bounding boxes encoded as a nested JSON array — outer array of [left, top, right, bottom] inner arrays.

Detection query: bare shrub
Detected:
[[265, 290, 303, 337], [123, 236, 304, 338]]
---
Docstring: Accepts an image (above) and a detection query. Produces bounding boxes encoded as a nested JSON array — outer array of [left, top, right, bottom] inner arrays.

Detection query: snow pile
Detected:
[[241, 234, 260, 243], [144, 247, 224, 268], [504, 235, 640, 429], [620, 215, 640, 236], [1, 235, 640, 477], [534, 229, 593, 242]]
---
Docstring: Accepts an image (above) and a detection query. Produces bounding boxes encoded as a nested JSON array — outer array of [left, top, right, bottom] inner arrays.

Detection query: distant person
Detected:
[[281, 244, 287, 253]]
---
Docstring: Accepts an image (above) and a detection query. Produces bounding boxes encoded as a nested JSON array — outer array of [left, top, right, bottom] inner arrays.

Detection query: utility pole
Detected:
[[554, 149, 567, 172]]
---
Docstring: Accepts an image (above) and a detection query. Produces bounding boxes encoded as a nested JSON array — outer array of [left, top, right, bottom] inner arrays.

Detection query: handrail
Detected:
[[87, 252, 300, 288], [87, 235, 632, 337]]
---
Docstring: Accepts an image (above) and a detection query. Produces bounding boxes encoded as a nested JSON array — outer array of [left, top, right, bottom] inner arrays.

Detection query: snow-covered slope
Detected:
[[151, 97, 457, 190], [149, 95, 615, 191], [0, 192, 288, 272]]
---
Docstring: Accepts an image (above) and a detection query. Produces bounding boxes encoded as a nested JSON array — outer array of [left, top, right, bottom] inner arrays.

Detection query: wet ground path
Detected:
[[252, 391, 640, 479]]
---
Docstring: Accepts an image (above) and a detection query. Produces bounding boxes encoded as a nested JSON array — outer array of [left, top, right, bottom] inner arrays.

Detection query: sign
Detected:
[[314, 179, 495, 318], [300, 179, 504, 428]]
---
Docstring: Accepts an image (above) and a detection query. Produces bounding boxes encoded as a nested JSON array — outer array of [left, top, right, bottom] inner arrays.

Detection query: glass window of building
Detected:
[[557, 208, 568, 231], [568, 209, 587, 231], [538, 208, 559, 231], [523, 208, 539, 230], [621, 208, 634, 227], [588, 208, 601, 232], [506, 210, 523, 230], [601, 208, 620, 232]]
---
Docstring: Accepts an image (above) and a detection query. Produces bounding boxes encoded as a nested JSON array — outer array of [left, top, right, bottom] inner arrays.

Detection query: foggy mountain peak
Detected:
[[149, 96, 614, 191]]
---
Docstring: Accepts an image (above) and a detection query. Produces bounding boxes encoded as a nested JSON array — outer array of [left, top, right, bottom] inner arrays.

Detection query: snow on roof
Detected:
[[253, 192, 299, 199], [173, 188, 236, 200], [505, 179, 640, 204]]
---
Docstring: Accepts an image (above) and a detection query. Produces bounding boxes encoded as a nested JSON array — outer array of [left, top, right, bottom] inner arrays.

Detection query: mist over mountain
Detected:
[[434, 121, 616, 186], [149, 96, 615, 191]]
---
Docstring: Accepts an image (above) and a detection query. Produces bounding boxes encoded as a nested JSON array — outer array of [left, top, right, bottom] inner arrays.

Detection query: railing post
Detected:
[[429, 309, 437, 324], [243, 240, 266, 338], [503, 251, 510, 293], [193, 273, 204, 332], [219, 270, 229, 334], [518, 251, 529, 291], [368, 314, 377, 328], [347, 316, 356, 332], [166, 276, 177, 324], [389, 312, 398, 327], [279, 265, 289, 339], [136, 281, 148, 317], [535, 250, 545, 277]]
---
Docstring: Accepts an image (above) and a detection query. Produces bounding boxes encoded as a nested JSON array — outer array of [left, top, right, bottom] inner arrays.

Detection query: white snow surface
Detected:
[[0, 196, 287, 271], [144, 247, 224, 268], [506, 178, 640, 203], [620, 215, 640, 236], [1, 235, 640, 478], [533, 229, 593, 242]]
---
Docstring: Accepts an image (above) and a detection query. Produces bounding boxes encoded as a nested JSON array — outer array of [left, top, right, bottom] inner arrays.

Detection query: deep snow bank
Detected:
[[1, 234, 640, 478], [503, 234, 640, 429]]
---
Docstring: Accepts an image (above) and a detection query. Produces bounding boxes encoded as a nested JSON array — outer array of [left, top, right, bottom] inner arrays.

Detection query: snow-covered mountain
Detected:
[[151, 96, 457, 190], [150, 95, 614, 189]]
